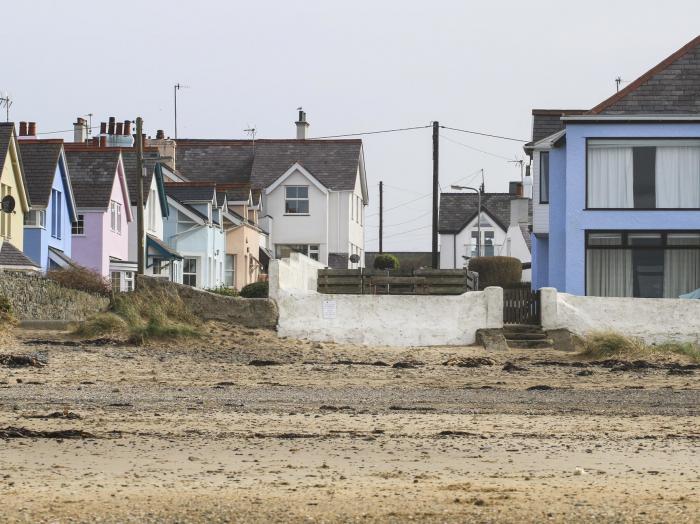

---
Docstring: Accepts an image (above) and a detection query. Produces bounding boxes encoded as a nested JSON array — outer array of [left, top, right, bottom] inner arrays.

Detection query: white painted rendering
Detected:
[[270, 253, 503, 347], [439, 211, 508, 269], [540, 288, 700, 344], [530, 131, 562, 235], [127, 176, 163, 264]]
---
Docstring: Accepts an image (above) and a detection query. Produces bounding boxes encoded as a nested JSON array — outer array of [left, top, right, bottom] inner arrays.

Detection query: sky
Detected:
[[3, 0, 700, 251]]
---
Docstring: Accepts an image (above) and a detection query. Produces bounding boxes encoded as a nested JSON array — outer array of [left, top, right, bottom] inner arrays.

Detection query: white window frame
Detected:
[[285, 185, 310, 215], [25, 210, 46, 228], [110, 200, 122, 234], [183, 257, 198, 287], [148, 189, 157, 232], [51, 189, 62, 239], [1, 184, 12, 239], [225, 254, 236, 287]]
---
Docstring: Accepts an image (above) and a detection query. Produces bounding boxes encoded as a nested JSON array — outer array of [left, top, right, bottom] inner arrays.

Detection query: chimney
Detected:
[[18, 121, 27, 136], [73, 117, 88, 143], [27, 122, 37, 137], [100, 122, 107, 135], [116, 122, 124, 136], [123, 120, 132, 136], [107, 116, 115, 135], [509, 181, 523, 197], [295, 110, 309, 140], [99, 135, 107, 148], [156, 129, 165, 139]]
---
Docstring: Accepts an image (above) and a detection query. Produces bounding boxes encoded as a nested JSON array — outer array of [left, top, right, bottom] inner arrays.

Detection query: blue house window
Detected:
[[51, 189, 62, 239], [587, 139, 700, 209], [539, 152, 549, 204]]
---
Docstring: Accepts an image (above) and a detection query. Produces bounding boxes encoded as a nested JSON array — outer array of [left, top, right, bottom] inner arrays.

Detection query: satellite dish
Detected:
[[1, 195, 15, 214], [349, 254, 360, 263]]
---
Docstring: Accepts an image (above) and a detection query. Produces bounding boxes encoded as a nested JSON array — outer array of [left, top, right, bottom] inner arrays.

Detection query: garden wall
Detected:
[[0, 271, 109, 321], [540, 287, 700, 344], [270, 253, 502, 346]]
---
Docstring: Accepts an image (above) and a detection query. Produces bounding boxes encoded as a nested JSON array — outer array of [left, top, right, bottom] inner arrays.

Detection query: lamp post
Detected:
[[451, 185, 482, 258]]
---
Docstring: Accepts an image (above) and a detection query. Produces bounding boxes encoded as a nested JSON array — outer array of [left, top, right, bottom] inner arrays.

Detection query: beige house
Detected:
[[0, 123, 31, 251]]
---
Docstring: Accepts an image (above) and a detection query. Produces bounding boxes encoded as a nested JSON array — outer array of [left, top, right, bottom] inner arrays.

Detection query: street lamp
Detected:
[[451, 185, 482, 258]]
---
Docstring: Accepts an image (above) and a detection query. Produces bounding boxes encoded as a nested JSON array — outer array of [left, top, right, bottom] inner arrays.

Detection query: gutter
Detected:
[[562, 115, 700, 122]]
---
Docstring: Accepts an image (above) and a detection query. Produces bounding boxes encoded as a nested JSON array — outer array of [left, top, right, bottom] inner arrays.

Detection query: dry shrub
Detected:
[[579, 331, 700, 363], [71, 313, 127, 339], [47, 266, 110, 296], [0, 293, 17, 330], [468, 256, 522, 289]]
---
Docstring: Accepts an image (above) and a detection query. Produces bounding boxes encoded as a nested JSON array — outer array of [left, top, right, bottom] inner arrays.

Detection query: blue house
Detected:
[[527, 35, 700, 299], [20, 139, 77, 271]]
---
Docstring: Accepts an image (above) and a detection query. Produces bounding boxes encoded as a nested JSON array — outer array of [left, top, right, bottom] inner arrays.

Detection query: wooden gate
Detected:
[[503, 287, 541, 325]]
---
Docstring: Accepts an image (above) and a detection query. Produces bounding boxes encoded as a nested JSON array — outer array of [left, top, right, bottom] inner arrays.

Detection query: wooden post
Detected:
[[136, 117, 145, 280], [432, 121, 439, 269]]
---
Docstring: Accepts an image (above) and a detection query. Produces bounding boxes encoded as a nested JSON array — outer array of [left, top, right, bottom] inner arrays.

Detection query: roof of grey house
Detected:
[[0, 241, 39, 269], [121, 150, 160, 206], [164, 185, 211, 222], [222, 186, 251, 202], [591, 35, 700, 115], [0, 123, 14, 178], [173, 139, 363, 191], [519, 223, 531, 251], [164, 184, 216, 203], [17, 140, 63, 207], [64, 149, 122, 209], [438, 192, 518, 233], [529, 109, 587, 144]]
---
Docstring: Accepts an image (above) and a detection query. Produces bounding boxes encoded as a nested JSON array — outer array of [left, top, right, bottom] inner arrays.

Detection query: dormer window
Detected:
[[285, 186, 309, 214]]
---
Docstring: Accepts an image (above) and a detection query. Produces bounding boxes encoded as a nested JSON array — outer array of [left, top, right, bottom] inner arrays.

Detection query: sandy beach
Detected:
[[1, 324, 698, 523]]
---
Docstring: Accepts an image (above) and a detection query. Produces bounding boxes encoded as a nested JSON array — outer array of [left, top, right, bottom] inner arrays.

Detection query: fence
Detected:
[[317, 268, 478, 295]]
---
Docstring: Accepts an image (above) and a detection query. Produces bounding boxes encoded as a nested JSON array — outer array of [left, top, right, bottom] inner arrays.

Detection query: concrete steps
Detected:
[[504, 325, 553, 350]]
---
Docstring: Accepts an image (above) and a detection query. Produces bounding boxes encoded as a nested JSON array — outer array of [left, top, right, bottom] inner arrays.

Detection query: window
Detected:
[[587, 140, 700, 209], [51, 189, 62, 239], [110, 201, 122, 233], [177, 210, 196, 233], [148, 189, 157, 231], [539, 151, 549, 204], [183, 257, 197, 287], [285, 186, 309, 214], [124, 271, 135, 292], [469, 230, 495, 257], [1, 184, 12, 239], [111, 271, 121, 293], [72, 214, 85, 235], [275, 244, 320, 261], [225, 254, 236, 287], [586, 231, 700, 298], [25, 210, 46, 228], [152, 258, 163, 275]]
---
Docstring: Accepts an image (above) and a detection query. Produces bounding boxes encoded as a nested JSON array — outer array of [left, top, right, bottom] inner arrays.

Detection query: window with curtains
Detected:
[[540, 151, 549, 204], [586, 231, 700, 298], [587, 139, 700, 209]]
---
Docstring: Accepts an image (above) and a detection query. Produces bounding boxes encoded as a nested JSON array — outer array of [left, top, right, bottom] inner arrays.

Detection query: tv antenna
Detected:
[[0, 92, 12, 122], [174, 83, 190, 139], [615, 76, 628, 92], [244, 125, 257, 140]]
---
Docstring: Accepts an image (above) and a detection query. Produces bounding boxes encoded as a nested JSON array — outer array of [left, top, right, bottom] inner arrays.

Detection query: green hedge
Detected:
[[240, 281, 269, 298], [468, 256, 522, 289], [373, 254, 400, 271]]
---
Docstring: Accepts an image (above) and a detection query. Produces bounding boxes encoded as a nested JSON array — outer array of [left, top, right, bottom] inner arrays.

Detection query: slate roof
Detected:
[[0, 123, 14, 179], [64, 149, 121, 209], [147, 234, 182, 259], [222, 186, 251, 202], [174, 139, 363, 192], [529, 109, 586, 143], [164, 185, 211, 222], [0, 241, 39, 269], [121, 150, 160, 206], [591, 35, 700, 115], [164, 184, 216, 203], [17, 140, 63, 208], [438, 192, 518, 233], [519, 224, 532, 250]]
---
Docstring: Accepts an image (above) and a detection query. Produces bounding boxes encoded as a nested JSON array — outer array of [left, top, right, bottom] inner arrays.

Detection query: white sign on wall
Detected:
[[322, 300, 337, 320]]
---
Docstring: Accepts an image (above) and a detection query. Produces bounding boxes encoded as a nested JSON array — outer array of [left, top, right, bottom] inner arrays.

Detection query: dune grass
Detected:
[[579, 331, 700, 363], [72, 286, 201, 344], [0, 293, 17, 330]]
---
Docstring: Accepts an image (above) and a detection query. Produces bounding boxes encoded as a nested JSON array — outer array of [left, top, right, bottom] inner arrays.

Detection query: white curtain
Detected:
[[655, 146, 700, 208], [664, 235, 700, 298], [588, 147, 634, 208], [587, 238, 633, 297]]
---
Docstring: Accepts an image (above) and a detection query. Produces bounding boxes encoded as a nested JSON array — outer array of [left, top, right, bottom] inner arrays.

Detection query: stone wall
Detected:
[[0, 271, 109, 321], [137, 276, 278, 329], [270, 253, 503, 346]]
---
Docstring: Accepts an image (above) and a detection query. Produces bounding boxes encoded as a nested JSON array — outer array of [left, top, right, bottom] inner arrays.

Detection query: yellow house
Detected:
[[0, 123, 30, 250]]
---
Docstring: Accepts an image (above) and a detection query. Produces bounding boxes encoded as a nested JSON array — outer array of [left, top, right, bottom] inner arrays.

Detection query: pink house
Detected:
[[64, 147, 135, 291]]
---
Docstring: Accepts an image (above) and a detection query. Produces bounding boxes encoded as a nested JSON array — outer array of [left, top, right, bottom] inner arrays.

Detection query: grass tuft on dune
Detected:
[[579, 331, 700, 363]]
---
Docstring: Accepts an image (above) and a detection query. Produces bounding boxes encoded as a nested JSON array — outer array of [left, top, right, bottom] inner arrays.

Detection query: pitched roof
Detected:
[[0, 123, 14, 178], [164, 183, 216, 203], [147, 234, 182, 260], [120, 150, 160, 206], [529, 109, 586, 143], [17, 140, 63, 207], [519, 224, 531, 251], [0, 241, 39, 269], [173, 139, 363, 192], [591, 35, 700, 115], [64, 149, 122, 209], [438, 192, 518, 233]]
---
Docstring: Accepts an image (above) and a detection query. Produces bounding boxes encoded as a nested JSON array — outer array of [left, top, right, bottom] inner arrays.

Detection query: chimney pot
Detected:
[[123, 120, 131, 135], [27, 122, 37, 136], [295, 110, 309, 140], [100, 122, 107, 135], [156, 129, 165, 140], [73, 117, 88, 143], [107, 117, 115, 135], [116, 122, 123, 135], [92, 137, 99, 146], [99, 135, 107, 148], [19, 121, 27, 136]]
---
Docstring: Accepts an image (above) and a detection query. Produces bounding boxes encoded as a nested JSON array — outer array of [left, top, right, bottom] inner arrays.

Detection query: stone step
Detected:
[[505, 339, 554, 349], [502, 324, 543, 333], [502, 332, 548, 341]]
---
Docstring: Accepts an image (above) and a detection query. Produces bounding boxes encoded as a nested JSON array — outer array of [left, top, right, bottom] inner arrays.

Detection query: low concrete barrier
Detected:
[[270, 253, 502, 346], [540, 287, 700, 344]]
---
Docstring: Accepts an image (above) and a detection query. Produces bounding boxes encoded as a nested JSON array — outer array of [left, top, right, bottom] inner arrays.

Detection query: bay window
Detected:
[[587, 139, 700, 209], [586, 231, 700, 298]]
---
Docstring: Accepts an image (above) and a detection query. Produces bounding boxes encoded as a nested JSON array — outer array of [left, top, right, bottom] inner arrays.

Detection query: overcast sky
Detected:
[[4, 1, 699, 251]]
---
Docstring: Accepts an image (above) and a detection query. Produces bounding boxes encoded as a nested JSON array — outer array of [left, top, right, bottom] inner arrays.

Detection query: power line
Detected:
[[440, 125, 528, 143], [366, 224, 432, 243], [366, 209, 432, 228], [440, 134, 515, 162], [311, 125, 431, 139]]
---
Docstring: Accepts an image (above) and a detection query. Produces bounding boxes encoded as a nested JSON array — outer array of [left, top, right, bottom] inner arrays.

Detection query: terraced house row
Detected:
[[0, 112, 368, 291]]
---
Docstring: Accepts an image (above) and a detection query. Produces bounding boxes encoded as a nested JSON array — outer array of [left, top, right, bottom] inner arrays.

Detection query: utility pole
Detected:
[[432, 121, 439, 269], [136, 117, 145, 280], [379, 181, 384, 253], [174, 84, 180, 139]]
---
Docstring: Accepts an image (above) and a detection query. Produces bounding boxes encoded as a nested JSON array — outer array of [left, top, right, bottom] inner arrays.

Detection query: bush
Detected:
[[72, 312, 127, 338], [579, 332, 700, 363], [373, 254, 400, 271], [47, 266, 111, 296], [468, 256, 522, 289], [209, 286, 239, 297], [240, 281, 269, 298], [0, 293, 16, 328]]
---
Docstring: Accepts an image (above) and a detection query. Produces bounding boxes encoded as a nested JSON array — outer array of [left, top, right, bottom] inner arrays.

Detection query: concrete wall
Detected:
[[270, 252, 503, 347], [540, 287, 700, 344], [0, 271, 109, 321], [137, 275, 277, 329]]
